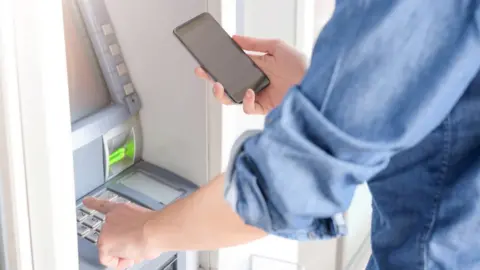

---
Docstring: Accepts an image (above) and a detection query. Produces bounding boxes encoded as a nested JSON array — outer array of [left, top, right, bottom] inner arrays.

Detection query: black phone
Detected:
[[173, 12, 270, 104]]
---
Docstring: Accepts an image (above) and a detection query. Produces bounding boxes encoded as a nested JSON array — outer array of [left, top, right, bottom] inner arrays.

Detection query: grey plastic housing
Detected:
[[76, 0, 138, 106], [64, 0, 112, 124], [71, 0, 141, 151], [72, 104, 131, 151], [102, 116, 143, 180], [73, 137, 105, 199], [77, 161, 198, 270]]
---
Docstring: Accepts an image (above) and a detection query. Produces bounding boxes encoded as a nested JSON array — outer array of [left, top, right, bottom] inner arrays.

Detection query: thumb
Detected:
[[242, 89, 265, 115]]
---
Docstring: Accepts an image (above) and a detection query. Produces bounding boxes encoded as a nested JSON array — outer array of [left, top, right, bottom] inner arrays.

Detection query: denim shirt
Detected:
[[225, 1, 480, 269]]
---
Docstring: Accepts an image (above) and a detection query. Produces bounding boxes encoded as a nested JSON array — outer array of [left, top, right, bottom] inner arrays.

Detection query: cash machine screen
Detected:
[[120, 172, 184, 205]]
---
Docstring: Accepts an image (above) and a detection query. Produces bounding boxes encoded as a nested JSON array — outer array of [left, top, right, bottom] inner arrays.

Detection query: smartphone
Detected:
[[173, 12, 270, 104]]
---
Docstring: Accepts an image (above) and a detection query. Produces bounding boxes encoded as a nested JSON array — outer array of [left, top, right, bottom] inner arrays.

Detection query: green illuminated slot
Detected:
[[108, 139, 135, 166]]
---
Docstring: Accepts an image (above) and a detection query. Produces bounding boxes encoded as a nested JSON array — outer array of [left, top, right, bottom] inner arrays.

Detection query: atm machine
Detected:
[[63, 0, 199, 269]]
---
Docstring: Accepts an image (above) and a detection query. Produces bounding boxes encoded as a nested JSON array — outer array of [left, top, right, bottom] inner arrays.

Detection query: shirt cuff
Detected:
[[224, 130, 348, 241]]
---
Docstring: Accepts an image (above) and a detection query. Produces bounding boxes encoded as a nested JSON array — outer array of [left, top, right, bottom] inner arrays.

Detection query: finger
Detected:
[[117, 258, 135, 270], [127, 202, 150, 212], [233, 35, 280, 54], [212, 82, 233, 105], [247, 53, 264, 62], [83, 197, 117, 214], [242, 89, 264, 115], [194, 67, 214, 83], [246, 54, 269, 71], [98, 251, 119, 269]]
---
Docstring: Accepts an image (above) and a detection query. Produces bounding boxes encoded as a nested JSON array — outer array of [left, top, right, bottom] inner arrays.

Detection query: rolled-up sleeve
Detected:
[[225, 0, 480, 240]]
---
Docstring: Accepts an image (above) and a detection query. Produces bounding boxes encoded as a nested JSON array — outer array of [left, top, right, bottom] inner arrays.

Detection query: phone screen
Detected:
[[174, 13, 269, 103]]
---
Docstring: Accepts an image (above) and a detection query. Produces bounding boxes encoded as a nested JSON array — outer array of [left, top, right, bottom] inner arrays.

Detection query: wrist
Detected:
[[142, 212, 165, 259]]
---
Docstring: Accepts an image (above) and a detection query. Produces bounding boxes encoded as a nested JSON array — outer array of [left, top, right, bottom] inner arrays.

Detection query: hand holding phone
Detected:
[[195, 35, 308, 115], [173, 12, 270, 104]]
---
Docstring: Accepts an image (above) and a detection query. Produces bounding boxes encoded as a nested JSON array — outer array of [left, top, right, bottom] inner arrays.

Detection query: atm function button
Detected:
[[83, 216, 102, 228], [123, 83, 134, 95], [101, 24, 114, 36], [109, 44, 121, 56], [85, 230, 100, 244], [116, 63, 128, 76], [77, 223, 90, 237], [76, 209, 88, 222], [97, 190, 118, 201]]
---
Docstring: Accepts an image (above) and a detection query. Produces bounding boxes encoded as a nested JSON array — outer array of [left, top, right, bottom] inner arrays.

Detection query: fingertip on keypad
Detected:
[[77, 190, 129, 244]]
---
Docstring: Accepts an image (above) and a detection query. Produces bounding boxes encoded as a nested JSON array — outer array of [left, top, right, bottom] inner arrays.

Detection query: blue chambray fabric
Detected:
[[225, 1, 480, 269]]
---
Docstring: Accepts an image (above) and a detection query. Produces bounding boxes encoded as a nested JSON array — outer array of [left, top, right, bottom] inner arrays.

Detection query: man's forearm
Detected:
[[144, 174, 267, 252]]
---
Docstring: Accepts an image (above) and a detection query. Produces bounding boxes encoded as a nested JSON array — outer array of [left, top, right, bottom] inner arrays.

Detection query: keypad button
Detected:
[[83, 216, 102, 228], [96, 223, 103, 232], [94, 211, 105, 221], [77, 223, 90, 237], [76, 209, 88, 222], [113, 196, 130, 204], [80, 206, 95, 215], [129, 202, 139, 207], [85, 230, 100, 243], [97, 190, 117, 201]]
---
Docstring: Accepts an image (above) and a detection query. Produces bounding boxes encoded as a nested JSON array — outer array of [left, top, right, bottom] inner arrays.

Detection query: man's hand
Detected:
[[83, 197, 159, 270], [82, 175, 266, 269], [195, 35, 307, 115]]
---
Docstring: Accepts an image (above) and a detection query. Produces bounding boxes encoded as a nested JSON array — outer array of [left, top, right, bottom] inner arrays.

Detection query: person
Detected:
[[84, 1, 480, 269]]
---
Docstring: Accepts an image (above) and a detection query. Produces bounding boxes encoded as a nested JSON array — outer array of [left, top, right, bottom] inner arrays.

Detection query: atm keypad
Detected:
[[84, 216, 102, 228], [76, 209, 88, 222], [77, 190, 135, 244], [85, 230, 100, 243], [93, 211, 105, 221], [80, 205, 95, 214], [77, 223, 90, 237]]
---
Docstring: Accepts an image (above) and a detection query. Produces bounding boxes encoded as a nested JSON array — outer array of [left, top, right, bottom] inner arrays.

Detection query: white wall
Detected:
[[298, 239, 339, 270], [314, 0, 336, 34], [219, 237, 300, 270], [241, 0, 297, 45], [217, 1, 303, 270]]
